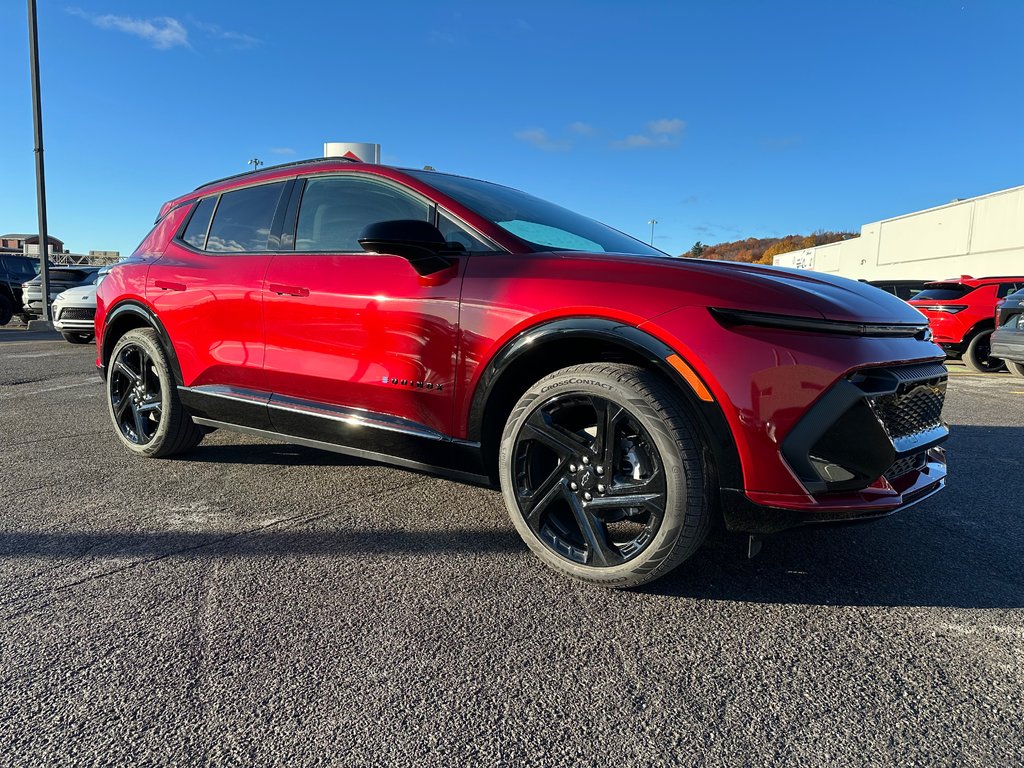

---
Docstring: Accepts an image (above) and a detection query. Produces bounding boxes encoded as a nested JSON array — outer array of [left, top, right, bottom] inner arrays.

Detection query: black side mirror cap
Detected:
[[358, 220, 454, 276]]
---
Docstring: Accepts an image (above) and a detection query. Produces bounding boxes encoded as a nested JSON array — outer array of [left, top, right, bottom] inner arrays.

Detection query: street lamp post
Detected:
[[648, 219, 657, 247], [27, 0, 51, 324], [248, 157, 262, 172]]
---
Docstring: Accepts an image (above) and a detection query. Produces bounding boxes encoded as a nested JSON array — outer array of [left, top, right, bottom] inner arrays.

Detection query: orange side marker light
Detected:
[[665, 354, 714, 403]]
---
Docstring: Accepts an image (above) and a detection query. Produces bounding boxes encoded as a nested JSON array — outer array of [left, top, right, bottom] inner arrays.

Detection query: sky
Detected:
[[0, 1, 1022, 258]]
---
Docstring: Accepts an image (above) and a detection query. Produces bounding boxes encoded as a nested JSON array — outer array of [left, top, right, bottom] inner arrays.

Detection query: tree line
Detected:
[[684, 231, 856, 264]]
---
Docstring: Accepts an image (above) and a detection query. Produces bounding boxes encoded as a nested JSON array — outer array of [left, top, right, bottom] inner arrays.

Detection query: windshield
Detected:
[[407, 170, 666, 257]]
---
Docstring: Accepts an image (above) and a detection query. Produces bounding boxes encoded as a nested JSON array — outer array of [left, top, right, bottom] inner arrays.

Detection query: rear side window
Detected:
[[295, 176, 430, 252], [181, 197, 217, 249], [206, 182, 287, 253], [997, 282, 1024, 298], [913, 285, 972, 301]]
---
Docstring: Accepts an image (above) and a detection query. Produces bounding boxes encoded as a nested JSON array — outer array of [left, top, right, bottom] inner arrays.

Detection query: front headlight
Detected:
[[709, 307, 931, 339]]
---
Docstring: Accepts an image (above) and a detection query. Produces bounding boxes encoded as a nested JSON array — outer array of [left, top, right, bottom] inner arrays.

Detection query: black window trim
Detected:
[[173, 178, 294, 256], [284, 171, 507, 256]]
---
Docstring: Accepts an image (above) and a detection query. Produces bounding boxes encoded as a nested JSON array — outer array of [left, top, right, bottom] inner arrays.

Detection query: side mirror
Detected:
[[358, 220, 455, 276]]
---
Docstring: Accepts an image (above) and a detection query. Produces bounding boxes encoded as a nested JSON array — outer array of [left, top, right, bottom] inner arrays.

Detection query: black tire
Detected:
[[106, 328, 204, 458], [0, 294, 12, 326], [1007, 360, 1024, 378], [499, 363, 710, 588], [963, 329, 1005, 372], [61, 332, 94, 344]]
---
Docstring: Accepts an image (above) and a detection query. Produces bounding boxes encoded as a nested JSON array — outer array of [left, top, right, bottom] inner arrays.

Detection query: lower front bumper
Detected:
[[723, 449, 947, 534]]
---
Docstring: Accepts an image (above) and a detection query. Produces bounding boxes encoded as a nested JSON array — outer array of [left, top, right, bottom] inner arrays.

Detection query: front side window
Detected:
[[437, 209, 493, 251], [997, 282, 1023, 298], [295, 176, 431, 253], [206, 182, 287, 253]]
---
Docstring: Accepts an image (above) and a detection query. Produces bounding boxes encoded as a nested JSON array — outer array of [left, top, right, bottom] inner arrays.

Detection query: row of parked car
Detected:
[[0, 253, 107, 343]]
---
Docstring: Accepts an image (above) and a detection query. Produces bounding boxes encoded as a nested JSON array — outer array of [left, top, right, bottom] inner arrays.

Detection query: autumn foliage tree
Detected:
[[682, 231, 855, 264]]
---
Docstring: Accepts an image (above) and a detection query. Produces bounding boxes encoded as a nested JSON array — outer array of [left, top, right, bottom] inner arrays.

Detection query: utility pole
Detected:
[[248, 157, 262, 172], [648, 219, 657, 247], [27, 0, 51, 324]]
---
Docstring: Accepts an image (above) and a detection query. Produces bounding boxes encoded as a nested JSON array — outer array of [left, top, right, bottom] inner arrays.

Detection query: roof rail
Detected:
[[193, 156, 359, 191]]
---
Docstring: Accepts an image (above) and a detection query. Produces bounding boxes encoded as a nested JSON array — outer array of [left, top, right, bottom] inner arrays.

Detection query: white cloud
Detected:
[[568, 121, 595, 136], [648, 118, 685, 135], [515, 128, 571, 152], [612, 117, 685, 149], [68, 8, 189, 50], [270, 147, 296, 155]]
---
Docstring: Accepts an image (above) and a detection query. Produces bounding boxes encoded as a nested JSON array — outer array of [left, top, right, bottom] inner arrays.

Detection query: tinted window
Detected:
[[406, 170, 666, 257], [295, 176, 431, 252], [437, 209, 493, 251], [3, 257, 38, 278], [206, 182, 286, 253], [181, 197, 217, 249], [913, 286, 972, 301], [997, 282, 1023, 298]]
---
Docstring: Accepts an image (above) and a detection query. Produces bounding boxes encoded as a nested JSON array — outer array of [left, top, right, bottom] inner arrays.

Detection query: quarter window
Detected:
[[295, 176, 430, 252], [181, 197, 217, 249], [206, 182, 287, 253]]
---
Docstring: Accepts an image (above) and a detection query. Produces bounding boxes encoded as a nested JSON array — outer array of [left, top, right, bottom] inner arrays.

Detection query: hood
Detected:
[[54, 285, 97, 303], [586, 254, 929, 325]]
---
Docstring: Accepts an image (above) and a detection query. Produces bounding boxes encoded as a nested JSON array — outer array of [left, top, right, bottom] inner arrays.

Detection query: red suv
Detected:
[[910, 275, 1024, 372], [95, 157, 949, 587]]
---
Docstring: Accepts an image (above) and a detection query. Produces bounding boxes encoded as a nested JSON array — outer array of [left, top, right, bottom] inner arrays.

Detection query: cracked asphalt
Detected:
[[1, 330, 1022, 767]]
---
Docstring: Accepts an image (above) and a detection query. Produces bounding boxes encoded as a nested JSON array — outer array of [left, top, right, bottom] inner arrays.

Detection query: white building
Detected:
[[773, 184, 1024, 280]]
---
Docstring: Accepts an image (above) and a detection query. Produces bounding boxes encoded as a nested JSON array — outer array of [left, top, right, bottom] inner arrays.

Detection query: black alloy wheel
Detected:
[[109, 342, 163, 445], [500, 363, 710, 588], [105, 328, 204, 457], [964, 329, 1006, 373], [513, 392, 666, 568]]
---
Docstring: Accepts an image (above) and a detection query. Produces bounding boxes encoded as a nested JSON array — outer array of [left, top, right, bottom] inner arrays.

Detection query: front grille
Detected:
[[57, 307, 95, 321], [871, 383, 945, 441]]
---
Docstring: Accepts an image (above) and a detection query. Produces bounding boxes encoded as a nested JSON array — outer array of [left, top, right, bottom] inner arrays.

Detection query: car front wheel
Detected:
[[1006, 360, 1024, 378], [61, 332, 94, 344], [499, 363, 710, 588], [106, 328, 204, 458]]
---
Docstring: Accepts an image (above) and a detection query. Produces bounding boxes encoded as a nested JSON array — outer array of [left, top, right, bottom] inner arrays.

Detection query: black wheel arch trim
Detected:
[[467, 316, 743, 492], [100, 301, 184, 386]]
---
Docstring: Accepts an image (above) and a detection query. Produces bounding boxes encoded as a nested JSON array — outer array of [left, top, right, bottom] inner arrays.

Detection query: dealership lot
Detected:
[[1, 333, 1021, 766]]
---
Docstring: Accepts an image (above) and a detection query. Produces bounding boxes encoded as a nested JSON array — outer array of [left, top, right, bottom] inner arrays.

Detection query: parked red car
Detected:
[[910, 275, 1024, 372], [96, 157, 948, 587]]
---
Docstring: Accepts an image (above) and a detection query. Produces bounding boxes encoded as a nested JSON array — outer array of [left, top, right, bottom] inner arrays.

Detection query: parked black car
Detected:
[[20, 266, 99, 319], [866, 279, 931, 301], [992, 288, 1024, 377], [0, 254, 40, 325]]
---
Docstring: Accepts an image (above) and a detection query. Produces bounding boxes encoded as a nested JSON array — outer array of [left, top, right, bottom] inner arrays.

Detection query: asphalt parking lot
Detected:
[[1, 331, 1022, 767]]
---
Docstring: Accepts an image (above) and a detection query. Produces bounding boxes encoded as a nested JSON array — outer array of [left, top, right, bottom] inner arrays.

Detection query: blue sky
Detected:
[[1, 1, 1021, 258]]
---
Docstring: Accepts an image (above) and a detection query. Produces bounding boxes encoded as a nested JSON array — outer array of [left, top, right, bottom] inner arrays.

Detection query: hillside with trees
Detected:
[[684, 231, 856, 264]]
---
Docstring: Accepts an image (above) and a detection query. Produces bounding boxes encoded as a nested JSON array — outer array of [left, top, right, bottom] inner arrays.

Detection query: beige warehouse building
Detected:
[[773, 184, 1024, 280]]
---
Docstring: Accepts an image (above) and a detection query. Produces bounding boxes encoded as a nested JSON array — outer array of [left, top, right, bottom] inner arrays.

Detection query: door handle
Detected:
[[154, 279, 187, 292], [268, 283, 310, 297]]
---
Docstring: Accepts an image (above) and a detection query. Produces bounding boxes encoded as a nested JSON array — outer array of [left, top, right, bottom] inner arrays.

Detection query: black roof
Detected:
[[194, 156, 360, 192]]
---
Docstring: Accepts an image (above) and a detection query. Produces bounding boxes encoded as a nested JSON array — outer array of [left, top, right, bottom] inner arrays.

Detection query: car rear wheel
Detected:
[[106, 328, 204, 458], [0, 295, 12, 326], [963, 330, 1005, 373], [1006, 360, 1024, 378], [499, 363, 710, 588], [61, 332, 94, 344]]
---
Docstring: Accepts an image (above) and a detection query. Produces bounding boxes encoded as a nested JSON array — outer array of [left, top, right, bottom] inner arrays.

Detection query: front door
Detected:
[[261, 174, 463, 437]]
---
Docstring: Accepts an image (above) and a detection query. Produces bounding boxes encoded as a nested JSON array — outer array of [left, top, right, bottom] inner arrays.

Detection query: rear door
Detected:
[[148, 180, 290, 404], [261, 173, 466, 437]]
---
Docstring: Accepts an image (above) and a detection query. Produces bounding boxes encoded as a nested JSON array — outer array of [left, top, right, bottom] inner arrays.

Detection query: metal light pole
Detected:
[[248, 157, 262, 172], [27, 0, 51, 324], [648, 219, 657, 246]]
